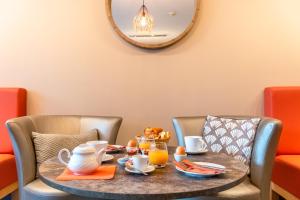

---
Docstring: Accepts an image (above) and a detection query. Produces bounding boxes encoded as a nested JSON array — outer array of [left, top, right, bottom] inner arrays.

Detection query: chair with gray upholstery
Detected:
[[173, 116, 282, 200], [6, 115, 122, 200]]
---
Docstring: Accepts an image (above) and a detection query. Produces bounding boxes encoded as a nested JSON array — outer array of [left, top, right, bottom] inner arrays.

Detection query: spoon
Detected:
[[125, 163, 148, 176]]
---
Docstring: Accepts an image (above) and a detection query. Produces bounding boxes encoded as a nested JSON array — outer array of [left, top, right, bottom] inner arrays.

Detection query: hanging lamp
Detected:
[[133, 0, 154, 33]]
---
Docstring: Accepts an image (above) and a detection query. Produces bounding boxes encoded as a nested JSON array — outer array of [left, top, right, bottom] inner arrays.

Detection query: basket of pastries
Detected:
[[142, 127, 171, 143]]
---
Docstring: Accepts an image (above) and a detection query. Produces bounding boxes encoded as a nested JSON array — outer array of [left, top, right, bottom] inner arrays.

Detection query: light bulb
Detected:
[[133, 5, 154, 33], [140, 17, 147, 27]]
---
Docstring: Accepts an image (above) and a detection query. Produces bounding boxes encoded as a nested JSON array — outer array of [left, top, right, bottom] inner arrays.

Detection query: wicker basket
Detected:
[[155, 137, 170, 144], [136, 135, 171, 144]]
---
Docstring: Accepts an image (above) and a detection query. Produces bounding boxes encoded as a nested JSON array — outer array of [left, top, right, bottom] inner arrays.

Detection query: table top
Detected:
[[39, 147, 248, 200]]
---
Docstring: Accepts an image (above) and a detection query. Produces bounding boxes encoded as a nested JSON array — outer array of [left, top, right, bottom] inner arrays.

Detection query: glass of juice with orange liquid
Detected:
[[137, 136, 155, 155], [149, 142, 168, 168]]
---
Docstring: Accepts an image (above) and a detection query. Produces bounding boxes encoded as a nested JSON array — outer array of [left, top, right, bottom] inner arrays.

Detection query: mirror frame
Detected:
[[105, 0, 200, 49]]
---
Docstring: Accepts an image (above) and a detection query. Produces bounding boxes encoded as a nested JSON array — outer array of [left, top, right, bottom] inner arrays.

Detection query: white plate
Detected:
[[175, 162, 225, 178], [102, 154, 114, 162], [186, 149, 208, 155], [125, 165, 155, 174]]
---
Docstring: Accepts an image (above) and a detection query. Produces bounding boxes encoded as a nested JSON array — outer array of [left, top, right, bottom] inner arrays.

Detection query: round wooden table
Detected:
[[39, 147, 248, 200]]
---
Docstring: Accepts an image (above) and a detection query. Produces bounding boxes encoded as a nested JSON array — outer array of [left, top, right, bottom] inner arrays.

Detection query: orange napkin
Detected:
[[56, 165, 116, 181]]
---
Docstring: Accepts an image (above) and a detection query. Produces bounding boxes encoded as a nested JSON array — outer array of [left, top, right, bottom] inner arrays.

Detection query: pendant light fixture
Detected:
[[133, 0, 154, 33]]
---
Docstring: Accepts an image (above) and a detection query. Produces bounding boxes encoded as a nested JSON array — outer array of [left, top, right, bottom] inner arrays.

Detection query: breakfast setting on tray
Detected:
[[54, 127, 226, 180]]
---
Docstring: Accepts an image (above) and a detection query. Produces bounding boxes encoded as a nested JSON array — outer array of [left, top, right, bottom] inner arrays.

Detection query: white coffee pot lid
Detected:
[[73, 144, 96, 154]]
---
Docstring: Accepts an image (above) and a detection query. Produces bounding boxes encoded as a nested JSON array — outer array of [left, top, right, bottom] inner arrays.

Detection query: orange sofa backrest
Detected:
[[0, 88, 27, 154], [264, 87, 300, 155]]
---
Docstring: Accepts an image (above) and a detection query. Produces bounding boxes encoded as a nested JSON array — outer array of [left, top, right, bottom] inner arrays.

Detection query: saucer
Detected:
[[125, 165, 155, 174], [102, 154, 114, 162], [186, 149, 208, 155]]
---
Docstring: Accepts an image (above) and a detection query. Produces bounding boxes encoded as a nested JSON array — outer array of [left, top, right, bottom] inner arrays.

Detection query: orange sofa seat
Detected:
[[272, 155, 300, 198], [0, 154, 17, 190], [264, 87, 300, 199], [0, 88, 26, 194]]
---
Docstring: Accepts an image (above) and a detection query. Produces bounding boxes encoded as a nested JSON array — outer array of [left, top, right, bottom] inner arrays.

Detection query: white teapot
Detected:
[[58, 144, 105, 175]]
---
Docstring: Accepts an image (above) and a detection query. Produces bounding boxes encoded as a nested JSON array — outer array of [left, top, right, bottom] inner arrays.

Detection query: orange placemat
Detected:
[[56, 165, 116, 181]]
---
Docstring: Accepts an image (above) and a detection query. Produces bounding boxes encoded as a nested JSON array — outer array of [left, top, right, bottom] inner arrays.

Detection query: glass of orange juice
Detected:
[[149, 142, 168, 168], [137, 136, 155, 155]]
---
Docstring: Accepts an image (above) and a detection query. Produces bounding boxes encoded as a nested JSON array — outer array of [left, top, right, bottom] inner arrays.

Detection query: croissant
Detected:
[[152, 128, 163, 134]]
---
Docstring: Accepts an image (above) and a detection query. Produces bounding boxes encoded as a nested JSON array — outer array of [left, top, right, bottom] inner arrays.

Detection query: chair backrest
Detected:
[[6, 115, 122, 197], [173, 116, 282, 200], [264, 87, 300, 155], [0, 88, 26, 154]]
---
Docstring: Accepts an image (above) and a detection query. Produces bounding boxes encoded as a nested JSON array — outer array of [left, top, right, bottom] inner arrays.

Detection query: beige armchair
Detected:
[[173, 116, 282, 200], [6, 115, 122, 200]]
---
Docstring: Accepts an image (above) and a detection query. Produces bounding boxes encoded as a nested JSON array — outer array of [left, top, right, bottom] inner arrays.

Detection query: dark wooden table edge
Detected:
[[39, 169, 248, 200]]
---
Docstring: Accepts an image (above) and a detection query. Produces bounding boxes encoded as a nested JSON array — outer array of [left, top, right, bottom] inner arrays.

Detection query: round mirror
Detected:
[[106, 0, 200, 49]]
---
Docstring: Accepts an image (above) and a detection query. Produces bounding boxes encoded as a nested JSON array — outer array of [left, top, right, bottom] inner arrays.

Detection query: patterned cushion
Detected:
[[203, 115, 261, 165], [32, 130, 98, 167]]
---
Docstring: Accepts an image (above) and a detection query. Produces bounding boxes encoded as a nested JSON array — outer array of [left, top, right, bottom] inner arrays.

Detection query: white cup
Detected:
[[184, 136, 207, 152], [132, 155, 148, 171], [86, 141, 108, 156]]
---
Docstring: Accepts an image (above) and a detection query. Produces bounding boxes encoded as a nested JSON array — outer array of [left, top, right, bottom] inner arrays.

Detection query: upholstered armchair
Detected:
[[6, 115, 122, 200], [173, 116, 282, 200]]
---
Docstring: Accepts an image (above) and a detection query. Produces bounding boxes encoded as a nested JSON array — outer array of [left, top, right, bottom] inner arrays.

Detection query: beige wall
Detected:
[[1, 0, 300, 145]]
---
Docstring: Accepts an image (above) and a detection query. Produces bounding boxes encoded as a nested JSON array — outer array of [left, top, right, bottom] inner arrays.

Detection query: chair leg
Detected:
[[272, 190, 282, 200], [11, 190, 18, 200]]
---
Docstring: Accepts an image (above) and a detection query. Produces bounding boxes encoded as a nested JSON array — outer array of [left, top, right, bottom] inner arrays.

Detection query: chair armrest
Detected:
[[250, 117, 282, 200]]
